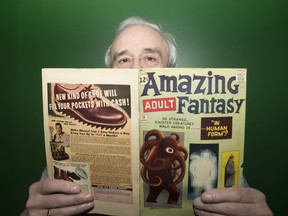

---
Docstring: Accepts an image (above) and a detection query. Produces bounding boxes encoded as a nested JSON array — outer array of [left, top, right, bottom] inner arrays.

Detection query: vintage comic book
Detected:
[[42, 68, 247, 216], [138, 68, 246, 216]]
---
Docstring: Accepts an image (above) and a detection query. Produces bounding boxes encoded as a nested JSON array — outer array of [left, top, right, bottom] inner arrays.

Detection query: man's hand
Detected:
[[193, 188, 273, 216], [21, 179, 94, 216]]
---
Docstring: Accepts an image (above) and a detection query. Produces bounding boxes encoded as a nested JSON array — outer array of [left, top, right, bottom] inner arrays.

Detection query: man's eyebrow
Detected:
[[113, 50, 129, 61], [113, 48, 163, 62], [143, 48, 162, 55]]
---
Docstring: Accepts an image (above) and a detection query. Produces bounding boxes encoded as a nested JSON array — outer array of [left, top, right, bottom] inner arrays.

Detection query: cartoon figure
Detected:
[[140, 129, 188, 204], [224, 155, 235, 187], [189, 149, 217, 197]]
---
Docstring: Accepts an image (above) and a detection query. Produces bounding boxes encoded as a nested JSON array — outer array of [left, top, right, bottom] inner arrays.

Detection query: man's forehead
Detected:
[[112, 26, 167, 54], [116, 26, 165, 44]]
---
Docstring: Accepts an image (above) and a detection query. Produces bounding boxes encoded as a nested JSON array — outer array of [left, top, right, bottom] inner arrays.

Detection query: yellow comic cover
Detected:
[[138, 68, 246, 216]]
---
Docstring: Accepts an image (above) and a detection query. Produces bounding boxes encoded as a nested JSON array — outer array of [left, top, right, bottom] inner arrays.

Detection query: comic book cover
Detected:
[[138, 68, 247, 216]]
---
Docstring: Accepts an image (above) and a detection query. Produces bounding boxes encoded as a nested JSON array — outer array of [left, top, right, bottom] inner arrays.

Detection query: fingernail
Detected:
[[86, 201, 94, 208], [203, 193, 212, 201], [70, 185, 81, 193], [81, 201, 94, 211], [83, 193, 94, 202], [193, 198, 201, 208]]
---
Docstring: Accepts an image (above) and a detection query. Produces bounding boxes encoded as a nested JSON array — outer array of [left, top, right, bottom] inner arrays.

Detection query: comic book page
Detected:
[[42, 68, 139, 216], [138, 68, 247, 216]]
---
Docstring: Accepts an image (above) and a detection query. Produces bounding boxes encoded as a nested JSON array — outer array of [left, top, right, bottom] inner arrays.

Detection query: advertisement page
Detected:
[[42, 68, 139, 216]]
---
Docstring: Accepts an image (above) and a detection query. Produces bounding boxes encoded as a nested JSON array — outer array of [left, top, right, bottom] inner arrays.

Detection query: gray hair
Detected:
[[104, 16, 177, 68]]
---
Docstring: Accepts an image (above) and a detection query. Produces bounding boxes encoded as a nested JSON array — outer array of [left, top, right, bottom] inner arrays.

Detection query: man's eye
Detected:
[[145, 56, 156, 62], [114, 57, 133, 68], [119, 58, 130, 64], [141, 56, 160, 67]]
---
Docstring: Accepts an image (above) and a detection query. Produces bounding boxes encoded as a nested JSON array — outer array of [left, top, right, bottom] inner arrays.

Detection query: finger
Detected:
[[194, 196, 236, 215], [27, 179, 93, 211], [46, 201, 94, 216], [200, 188, 265, 204], [193, 188, 272, 216], [26, 192, 94, 213], [47, 192, 94, 208], [31, 179, 81, 195], [194, 208, 225, 216], [194, 200, 265, 216]]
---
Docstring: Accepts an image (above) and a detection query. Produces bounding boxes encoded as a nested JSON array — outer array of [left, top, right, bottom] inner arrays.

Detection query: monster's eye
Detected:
[[166, 147, 174, 154]]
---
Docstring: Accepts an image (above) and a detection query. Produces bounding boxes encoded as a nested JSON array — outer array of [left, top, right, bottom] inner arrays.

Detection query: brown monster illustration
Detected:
[[140, 129, 188, 204]]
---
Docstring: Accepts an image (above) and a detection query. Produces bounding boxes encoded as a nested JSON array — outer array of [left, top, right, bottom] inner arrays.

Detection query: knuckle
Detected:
[[257, 190, 266, 201], [42, 179, 53, 191], [28, 182, 38, 195]]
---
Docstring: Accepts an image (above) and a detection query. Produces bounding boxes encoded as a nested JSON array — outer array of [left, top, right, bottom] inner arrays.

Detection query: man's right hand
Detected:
[[21, 179, 94, 216]]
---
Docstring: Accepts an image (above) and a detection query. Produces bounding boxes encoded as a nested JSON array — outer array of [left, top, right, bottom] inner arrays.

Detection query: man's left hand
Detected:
[[193, 188, 273, 216]]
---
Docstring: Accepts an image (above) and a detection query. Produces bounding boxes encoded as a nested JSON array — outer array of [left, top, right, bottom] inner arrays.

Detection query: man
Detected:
[[53, 122, 70, 147], [21, 16, 273, 216]]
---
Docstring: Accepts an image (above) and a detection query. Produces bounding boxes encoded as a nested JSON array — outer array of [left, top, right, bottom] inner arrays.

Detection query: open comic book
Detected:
[[42, 68, 247, 216]]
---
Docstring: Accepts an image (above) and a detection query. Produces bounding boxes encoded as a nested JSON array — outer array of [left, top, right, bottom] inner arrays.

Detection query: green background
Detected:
[[3, 0, 287, 215]]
